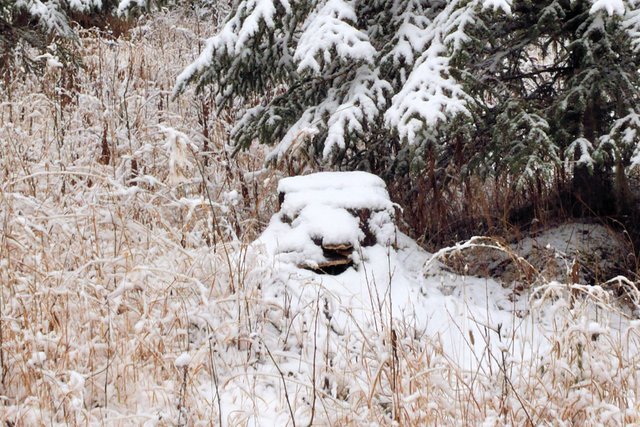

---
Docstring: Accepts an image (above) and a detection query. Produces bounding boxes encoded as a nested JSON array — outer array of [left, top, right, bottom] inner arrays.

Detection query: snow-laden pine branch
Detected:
[[175, 0, 640, 179]]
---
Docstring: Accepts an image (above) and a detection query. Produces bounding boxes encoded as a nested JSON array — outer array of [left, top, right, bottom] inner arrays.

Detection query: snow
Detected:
[[28, 351, 47, 367], [175, 352, 191, 367], [260, 210, 554, 374], [15, 0, 151, 36], [601, 109, 640, 167], [67, 371, 85, 392], [265, 173, 529, 367], [263, 67, 391, 162], [385, 44, 470, 143], [590, 0, 626, 16], [384, 0, 478, 143], [4, 134, 639, 424], [117, 0, 146, 15], [263, 171, 396, 268], [517, 223, 621, 256], [295, 0, 376, 74], [159, 125, 196, 186], [322, 67, 391, 158], [35, 53, 63, 69], [278, 171, 395, 217], [5, 5, 640, 424], [247, 174, 640, 424], [482, 0, 512, 14], [293, 204, 363, 246], [175, 0, 293, 95], [175, 0, 640, 173], [277, 170, 386, 193], [263, 108, 320, 163], [625, 8, 640, 51]]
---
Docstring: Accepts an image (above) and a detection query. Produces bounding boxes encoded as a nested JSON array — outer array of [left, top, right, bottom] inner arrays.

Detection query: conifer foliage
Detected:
[[2, 1, 100, 70], [0, 0, 156, 71], [177, 0, 640, 224]]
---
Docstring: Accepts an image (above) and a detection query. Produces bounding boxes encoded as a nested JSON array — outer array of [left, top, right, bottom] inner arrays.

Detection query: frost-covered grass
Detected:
[[2, 10, 640, 426]]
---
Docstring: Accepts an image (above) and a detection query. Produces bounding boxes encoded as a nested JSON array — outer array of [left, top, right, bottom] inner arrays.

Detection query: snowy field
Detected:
[[1, 10, 640, 427]]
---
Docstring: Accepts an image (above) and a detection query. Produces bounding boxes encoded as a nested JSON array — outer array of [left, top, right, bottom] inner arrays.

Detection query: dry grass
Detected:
[[1, 8, 640, 427], [0, 9, 276, 424]]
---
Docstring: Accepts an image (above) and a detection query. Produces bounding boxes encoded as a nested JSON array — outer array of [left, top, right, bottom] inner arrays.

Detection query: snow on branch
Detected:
[[174, 0, 293, 95], [323, 66, 391, 157], [385, 0, 485, 143], [385, 41, 470, 143], [15, 0, 71, 35], [589, 0, 640, 53], [566, 137, 596, 168], [482, 0, 512, 14], [14, 0, 158, 37], [67, 0, 104, 11], [598, 109, 640, 166], [264, 107, 320, 163], [295, 0, 375, 74], [623, 7, 640, 51], [589, 0, 626, 16], [173, 0, 533, 159], [384, 0, 434, 69], [235, 0, 291, 48], [117, 0, 148, 15], [262, 65, 392, 161]]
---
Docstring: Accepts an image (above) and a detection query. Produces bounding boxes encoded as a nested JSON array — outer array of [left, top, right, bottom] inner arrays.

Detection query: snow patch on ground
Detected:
[[237, 215, 636, 425], [443, 222, 631, 286]]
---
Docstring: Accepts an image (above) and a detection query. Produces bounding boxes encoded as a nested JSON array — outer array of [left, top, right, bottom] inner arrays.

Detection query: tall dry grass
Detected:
[[0, 9, 276, 424]]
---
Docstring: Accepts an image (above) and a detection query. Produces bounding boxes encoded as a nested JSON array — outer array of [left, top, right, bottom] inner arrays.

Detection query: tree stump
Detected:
[[276, 171, 396, 274]]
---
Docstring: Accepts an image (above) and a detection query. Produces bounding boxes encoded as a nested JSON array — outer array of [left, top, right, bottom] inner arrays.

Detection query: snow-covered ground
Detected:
[[197, 172, 640, 426], [185, 221, 638, 425]]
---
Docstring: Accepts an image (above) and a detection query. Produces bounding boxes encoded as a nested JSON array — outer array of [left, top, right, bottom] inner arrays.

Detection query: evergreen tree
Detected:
[[458, 0, 640, 218], [176, 0, 640, 232], [0, 0, 161, 72], [2, 1, 102, 71]]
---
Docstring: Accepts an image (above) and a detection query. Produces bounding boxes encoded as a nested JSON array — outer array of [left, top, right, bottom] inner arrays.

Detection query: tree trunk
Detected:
[[571, 164, 614, 217], [571, 98, 615, 217]]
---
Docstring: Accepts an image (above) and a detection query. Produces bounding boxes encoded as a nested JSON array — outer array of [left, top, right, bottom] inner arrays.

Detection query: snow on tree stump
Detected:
[[270, 171, 397, 275]]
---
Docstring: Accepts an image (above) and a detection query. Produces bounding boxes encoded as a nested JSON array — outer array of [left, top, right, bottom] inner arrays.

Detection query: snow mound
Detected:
[[245, 196, 639, 425], [257, 172, 539, 372], [263, 171, 396, 273]]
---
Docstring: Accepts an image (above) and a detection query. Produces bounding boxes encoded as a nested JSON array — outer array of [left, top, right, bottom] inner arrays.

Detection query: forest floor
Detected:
[[1, 9, 640, 426]]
